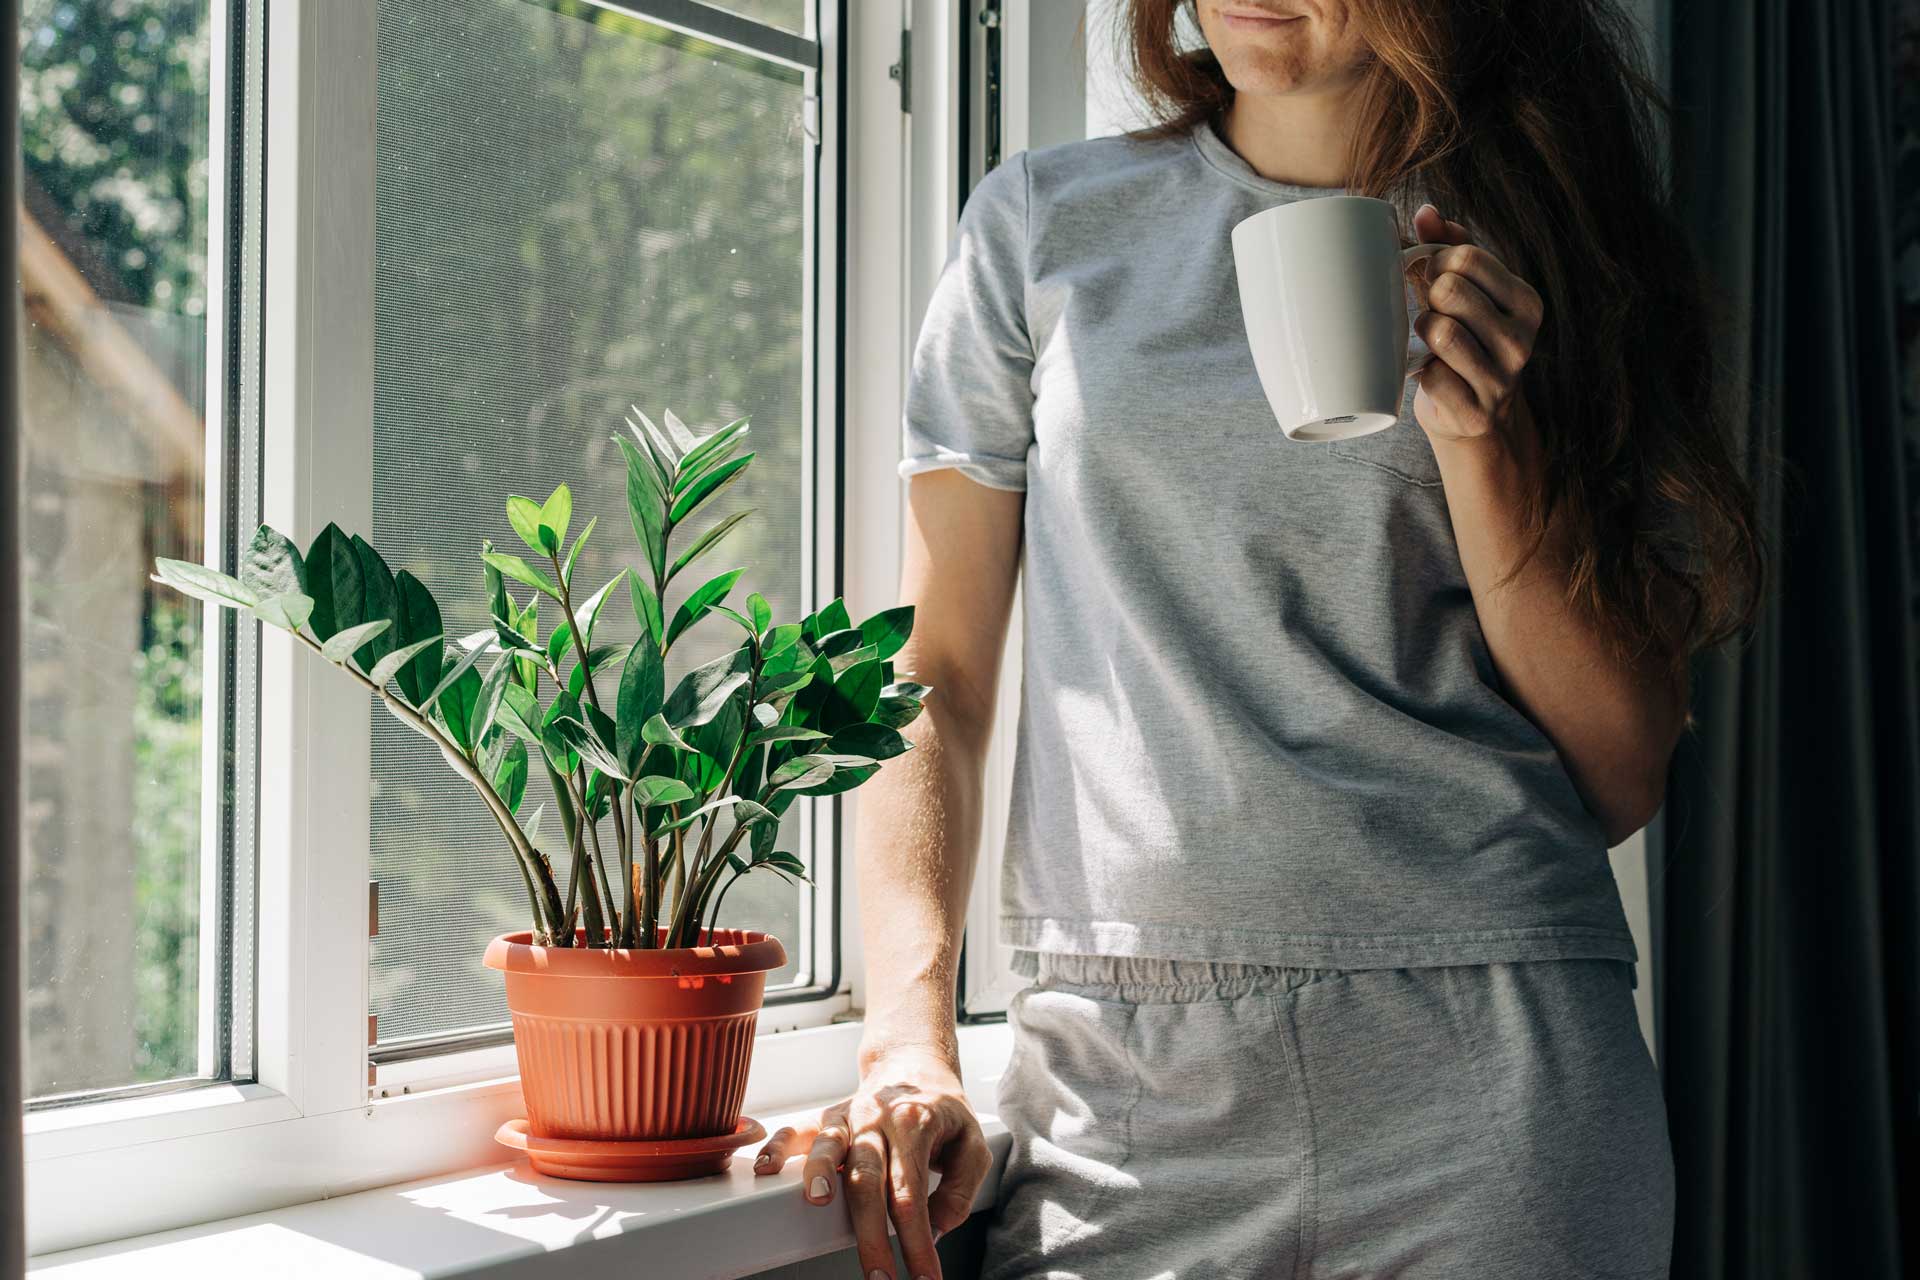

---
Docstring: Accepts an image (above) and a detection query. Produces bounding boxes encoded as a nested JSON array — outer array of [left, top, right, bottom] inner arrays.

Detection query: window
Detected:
[[365, 0, 832, 1061], [21, 0, 867, 1254], [17, 0, 262, 1105]]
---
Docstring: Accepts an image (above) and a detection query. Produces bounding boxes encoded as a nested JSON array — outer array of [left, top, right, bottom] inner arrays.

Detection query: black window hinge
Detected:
[[890, 28, 911, 114]]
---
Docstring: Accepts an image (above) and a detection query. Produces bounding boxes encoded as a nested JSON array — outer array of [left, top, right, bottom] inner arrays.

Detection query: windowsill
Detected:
[[30, 1022, 1014, 1279]]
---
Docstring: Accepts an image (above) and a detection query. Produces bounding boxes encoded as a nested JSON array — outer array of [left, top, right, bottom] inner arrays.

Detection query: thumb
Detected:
[[1413, 202, 1472, 245]]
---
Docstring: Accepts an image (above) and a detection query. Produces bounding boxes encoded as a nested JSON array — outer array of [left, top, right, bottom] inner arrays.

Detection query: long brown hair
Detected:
[[1116, 0, 1763, 671]]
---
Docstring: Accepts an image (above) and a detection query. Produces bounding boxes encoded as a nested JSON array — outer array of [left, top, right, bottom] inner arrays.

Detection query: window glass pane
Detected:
[[370, 0, 816, 1046], [17, 0, 214, 1096]]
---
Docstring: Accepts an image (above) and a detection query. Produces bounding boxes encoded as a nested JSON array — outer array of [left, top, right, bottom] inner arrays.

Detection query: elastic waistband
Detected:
[[1013, 948, 1339, 1002]]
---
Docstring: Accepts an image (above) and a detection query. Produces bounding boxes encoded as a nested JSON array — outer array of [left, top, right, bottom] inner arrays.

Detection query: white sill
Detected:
[[31, 1022, 1014, 1280]]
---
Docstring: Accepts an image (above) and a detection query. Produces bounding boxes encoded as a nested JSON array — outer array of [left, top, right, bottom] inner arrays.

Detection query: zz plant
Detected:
[[153, 408, 928, 949]]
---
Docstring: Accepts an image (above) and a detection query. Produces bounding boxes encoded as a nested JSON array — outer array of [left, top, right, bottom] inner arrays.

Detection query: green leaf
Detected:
[[572, 573, 625, 650], [883, 680, 932, 700], [522, 802, 545, 849], [642, 712, 694, 752], [650, 794, 741, 838], [660, 406, 699, 455], [539, 691, 581, 775], [761, 623, 803, 659], [506, 495, 548, 554], [319, 619, 392, 665], [821, 659, 884, 732], [872, 694, 925, 730], [709, 604, 756, 635], [614, 435, 667, 578], [749, 724, 827, 748], [757, 668, 814, 698], [665, 567, 744, 651], [627, 412, 676, 491], [770, 754, 836, 791], [689, 691, 745, 773], [553, 715, 627, 781], [482, 551, 560, 599], [368, 633, 444, 691], [667, 508, 751, 584], [472, 655, 516, 748], [240, 526, 306, 599], [152, 559, 260, 612], [678, 415, 750, 481], [493, 738, 529, 814], [755, 850, 812, 884], [497, 681, 543, 741], [304, 524, 364, 641], [422, 638, 493, 709], [816, 628, 865, 658], [436, 661, 485, 754], [747, 592, 773, 634], [826, 644, 881, 675], [664, 646, 754, 729], [828, 722, 912, 760], [349, 535, 398, 671], [391, 571, 445, 705], [813, 599, 852, 640], [482, 538, 511, 622], [669, 453, 753, 526], [857, 606, 915, 662], [628, 568, 664, 649], [732, 798, 779, 829], [253, 592, 314, 633], [616, 638, 665, 772], [632, 774, 695, 808], [562, 515, 597, 586], [794, 763, 879, 797], [539, 484, 573, 554], [632, 407, 683, 468]]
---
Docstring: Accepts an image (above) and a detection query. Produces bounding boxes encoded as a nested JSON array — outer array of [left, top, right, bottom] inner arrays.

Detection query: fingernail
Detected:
[[867, 1271, 891, 1280], [753, 1152, 772, 1168], [932, 1227, 945, 1244], [809, 1174, 831, 1201], [1417, 202, 1438, 217]]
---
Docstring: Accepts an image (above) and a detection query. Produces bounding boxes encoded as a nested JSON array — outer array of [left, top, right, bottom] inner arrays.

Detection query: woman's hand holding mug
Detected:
[[1405, 202, 1547, 446]]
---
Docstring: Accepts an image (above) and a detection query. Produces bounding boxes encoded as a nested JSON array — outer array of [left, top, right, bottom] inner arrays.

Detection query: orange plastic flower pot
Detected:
[[484, 927, 787, 1172]]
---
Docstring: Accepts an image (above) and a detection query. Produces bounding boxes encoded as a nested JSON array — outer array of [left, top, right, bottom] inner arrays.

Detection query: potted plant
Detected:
[[152, 408, 928, 1181]]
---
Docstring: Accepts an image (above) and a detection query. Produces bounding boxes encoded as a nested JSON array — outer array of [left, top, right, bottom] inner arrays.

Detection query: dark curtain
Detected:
[[1654, 2, 1920, 1278], [3, 0, 26, 1270]]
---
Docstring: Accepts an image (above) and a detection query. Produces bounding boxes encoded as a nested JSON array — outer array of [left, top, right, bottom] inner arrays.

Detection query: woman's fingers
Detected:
[[1427, 243, 1543, 326], [924, 1124, 993, 1238], [797, 1104, 851, 1203], [753, 1120, 812, 1175], [844, 1127, 899, 1279], [1425, 269, 1533, 377], [886, 1119, 943, 1280], [1415, 307, 1503, 413]]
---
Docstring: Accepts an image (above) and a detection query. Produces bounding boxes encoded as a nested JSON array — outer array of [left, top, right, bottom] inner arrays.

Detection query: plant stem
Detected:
[[549, 551, 635, 910], [302, 633, 565, 941]]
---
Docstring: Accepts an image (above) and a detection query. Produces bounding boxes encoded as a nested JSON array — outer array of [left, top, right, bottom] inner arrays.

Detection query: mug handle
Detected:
[[1401, 242, 1448, 375]]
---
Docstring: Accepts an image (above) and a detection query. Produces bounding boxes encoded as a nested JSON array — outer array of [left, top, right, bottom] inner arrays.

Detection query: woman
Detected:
[[755, 1, 1761, 1277]]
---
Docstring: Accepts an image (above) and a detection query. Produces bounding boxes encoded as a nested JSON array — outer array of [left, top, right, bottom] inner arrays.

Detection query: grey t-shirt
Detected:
[[899, 112, 1637, 970]]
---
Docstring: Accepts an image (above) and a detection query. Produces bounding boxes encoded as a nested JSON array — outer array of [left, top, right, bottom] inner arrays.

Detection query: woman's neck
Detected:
[[1219, 85, 1364, 190]]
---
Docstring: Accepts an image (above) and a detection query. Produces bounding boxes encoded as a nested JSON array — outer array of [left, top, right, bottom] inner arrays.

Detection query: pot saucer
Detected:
[[495, 1115, 768, 1182]]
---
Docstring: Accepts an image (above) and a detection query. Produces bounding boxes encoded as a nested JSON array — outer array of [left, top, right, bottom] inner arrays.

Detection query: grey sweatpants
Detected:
[[980, 953, 1675, 1280]]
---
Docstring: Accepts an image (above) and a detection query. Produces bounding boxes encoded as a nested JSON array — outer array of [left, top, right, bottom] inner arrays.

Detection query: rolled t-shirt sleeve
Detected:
[[898, 151, 1035, 492]]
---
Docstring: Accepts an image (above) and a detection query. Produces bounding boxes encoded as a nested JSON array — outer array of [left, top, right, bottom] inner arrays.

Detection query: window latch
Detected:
[[890, 29, 911, 114]]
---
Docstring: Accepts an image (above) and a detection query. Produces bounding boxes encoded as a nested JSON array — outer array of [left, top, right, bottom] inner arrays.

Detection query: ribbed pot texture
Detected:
[[484, 928, 788, 1143]]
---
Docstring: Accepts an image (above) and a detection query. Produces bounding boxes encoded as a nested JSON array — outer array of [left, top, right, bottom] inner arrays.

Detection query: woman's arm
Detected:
[[854, 468, 1024, 1070], [753, 468, 1023, 1280], [1410, 206, 1688, 845]]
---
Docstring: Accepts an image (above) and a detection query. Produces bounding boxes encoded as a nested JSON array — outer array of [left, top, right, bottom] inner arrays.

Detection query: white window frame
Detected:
[[23, 0, 919, 1256]]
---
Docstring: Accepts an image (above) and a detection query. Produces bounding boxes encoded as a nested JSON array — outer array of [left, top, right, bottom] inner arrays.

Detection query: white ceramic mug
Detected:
[[1231, 194, 1444, 442]]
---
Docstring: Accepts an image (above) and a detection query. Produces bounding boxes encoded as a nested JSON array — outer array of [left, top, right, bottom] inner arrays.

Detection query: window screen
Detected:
[[18, 0, 262, 1102], [370, 0, 821, 1049]]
